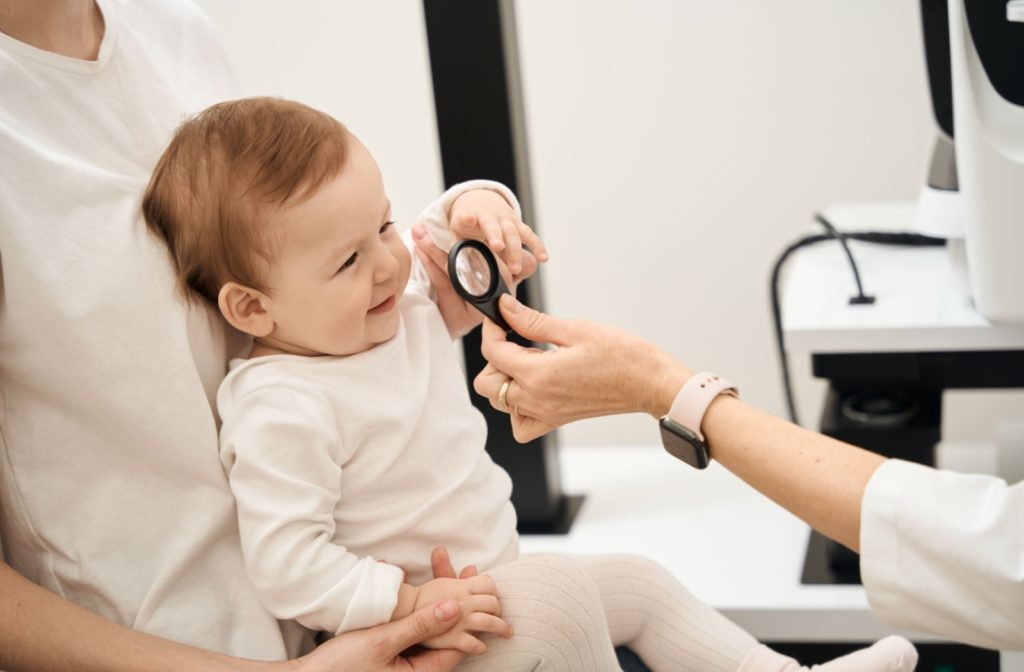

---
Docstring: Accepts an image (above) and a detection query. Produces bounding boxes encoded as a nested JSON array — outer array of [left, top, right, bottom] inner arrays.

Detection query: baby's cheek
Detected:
[[395, 244, 413, 290]]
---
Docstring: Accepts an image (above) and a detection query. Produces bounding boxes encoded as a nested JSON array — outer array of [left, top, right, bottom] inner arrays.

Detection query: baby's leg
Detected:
[[575, 554, 757, 671], [455, 555, 623, 672], [575, 554, 918, 672]]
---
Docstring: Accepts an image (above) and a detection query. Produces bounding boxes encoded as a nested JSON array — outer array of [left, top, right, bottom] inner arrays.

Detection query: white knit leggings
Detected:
[[454, 554, 757, 672]]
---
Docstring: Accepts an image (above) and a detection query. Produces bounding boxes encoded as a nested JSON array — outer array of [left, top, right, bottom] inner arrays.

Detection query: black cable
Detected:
[[771, 221, 945, 425], [814, 214, 875, 305]]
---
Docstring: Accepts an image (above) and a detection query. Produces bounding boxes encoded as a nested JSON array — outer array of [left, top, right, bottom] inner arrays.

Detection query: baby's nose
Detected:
[[373, 251, 400, 283]]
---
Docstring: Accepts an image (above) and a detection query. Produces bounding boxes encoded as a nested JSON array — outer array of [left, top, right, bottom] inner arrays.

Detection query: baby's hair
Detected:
[[143, 97, 351, 306]]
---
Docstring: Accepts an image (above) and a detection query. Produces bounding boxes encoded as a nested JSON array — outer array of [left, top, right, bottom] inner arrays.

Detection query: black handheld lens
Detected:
[[447, 239, 514, 333]]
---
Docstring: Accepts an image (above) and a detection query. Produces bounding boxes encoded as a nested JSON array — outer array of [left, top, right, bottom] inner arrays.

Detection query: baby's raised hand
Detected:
[[449, 189, 548, 280], [413, 574, 512, 654]]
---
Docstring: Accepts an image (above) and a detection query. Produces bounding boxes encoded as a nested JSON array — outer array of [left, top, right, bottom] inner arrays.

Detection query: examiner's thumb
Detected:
[[498, 294, 567, 345], [387, 601, 461, 653]]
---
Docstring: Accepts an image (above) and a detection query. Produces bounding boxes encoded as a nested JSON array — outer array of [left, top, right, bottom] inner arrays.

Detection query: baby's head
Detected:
[[144, 97, 410, 357]]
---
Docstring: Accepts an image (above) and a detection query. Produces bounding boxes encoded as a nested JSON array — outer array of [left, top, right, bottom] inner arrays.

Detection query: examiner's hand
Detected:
[[294, 601, 467, 672], [475, 295, 693, 442]]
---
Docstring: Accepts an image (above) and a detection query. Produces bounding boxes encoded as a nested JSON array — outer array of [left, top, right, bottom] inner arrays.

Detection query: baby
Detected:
[[143, 97, 917, 672]]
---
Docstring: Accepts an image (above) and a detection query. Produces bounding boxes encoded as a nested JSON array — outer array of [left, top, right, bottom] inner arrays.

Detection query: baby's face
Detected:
[[259, 141, 411, 356]]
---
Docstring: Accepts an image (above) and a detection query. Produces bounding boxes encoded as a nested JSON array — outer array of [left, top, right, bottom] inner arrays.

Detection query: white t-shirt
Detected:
[[0, 0, 308, 658], [217, 185, 521, 635], [860, 458, 1024, 650]]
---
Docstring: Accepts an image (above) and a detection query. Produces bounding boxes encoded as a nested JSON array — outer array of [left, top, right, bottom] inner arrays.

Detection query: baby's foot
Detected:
[[738, 636, 918, 672]]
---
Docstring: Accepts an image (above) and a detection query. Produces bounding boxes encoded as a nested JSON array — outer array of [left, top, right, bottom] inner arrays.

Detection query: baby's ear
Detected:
[[218, 282, 273, 338]]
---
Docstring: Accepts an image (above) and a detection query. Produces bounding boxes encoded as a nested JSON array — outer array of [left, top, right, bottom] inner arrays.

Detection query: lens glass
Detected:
[[454, 246, 493, 297]]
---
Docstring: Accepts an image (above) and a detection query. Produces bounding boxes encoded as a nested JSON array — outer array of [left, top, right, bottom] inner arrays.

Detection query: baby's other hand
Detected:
[[449, 189, 549, 279], [414, 574, 512, 654]]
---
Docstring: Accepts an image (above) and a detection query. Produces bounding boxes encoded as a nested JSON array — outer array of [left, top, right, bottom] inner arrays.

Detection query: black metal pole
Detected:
[[422, 0, 581, 533]]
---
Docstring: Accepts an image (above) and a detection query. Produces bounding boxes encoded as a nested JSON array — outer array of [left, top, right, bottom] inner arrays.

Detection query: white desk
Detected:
[[782, 201, 1024, 354], [520, 444, 933, 643]]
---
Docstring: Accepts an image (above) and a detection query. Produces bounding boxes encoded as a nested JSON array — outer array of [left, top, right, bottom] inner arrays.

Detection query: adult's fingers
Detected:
[[431, 546, 479, 582], [405, 648, 467, 672], [431, 547, 457, 580], [477, 308, 555, 382], [511, 413, 558, 444], [380, 600, 462, 655], [496, 295, 578, 347], [472, 362, 512, 413]]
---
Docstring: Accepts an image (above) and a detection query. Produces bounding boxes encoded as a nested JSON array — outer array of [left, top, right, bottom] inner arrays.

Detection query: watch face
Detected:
[[659, 418, 710, 469]]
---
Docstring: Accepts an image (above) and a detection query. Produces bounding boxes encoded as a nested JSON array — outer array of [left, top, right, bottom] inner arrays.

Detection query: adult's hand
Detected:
[[475, 295, 692, 442], [430, 546, 479, 581], [294, 600, 466, 672]]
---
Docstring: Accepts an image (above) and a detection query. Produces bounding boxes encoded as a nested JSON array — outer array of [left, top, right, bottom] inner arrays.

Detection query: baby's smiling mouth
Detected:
[[368, 294, 396, 314]]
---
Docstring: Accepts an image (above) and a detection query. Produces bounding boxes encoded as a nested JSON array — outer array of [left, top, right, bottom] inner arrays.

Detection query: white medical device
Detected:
[[916, 1, 1024, 324]]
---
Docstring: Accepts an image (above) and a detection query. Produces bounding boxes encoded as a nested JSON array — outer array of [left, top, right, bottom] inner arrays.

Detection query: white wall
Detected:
[[195, 1, 1020, 449], [195, 0, 444, 235]]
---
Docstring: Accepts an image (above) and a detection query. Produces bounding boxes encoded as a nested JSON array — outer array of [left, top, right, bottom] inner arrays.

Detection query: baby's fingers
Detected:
[[518, 222, 548, 262], [450, 632, 488, 656], [466, 593, 501, 617], [498, 217, 523, 274], [464, 612, 514, 639], [424, 630, 488, 656], [463, 573, 498, 596]]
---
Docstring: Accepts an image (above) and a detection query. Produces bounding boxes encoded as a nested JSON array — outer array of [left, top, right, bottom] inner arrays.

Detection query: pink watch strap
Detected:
[[666, 372, 738, 442]]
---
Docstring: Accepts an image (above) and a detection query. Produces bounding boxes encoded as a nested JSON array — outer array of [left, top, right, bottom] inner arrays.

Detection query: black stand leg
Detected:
[[422, 0, 581, 533]]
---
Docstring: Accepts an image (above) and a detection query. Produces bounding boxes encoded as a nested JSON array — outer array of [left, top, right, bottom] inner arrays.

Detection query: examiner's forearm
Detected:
[[694, 396, 885, 552], [0, 562, 282, 672]]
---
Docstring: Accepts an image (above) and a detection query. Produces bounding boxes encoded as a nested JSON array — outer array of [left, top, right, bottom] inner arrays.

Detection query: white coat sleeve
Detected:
[[860, 458, 1024, 649], [219, 385, 404, 634]]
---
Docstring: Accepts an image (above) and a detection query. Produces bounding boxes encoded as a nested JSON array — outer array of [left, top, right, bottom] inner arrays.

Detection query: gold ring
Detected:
[[497, 380, 511, 410]]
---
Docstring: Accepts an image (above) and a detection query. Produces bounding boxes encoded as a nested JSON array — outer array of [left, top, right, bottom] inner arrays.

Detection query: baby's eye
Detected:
[[380, 220, 396, 235], [337, 252, 358, 273]]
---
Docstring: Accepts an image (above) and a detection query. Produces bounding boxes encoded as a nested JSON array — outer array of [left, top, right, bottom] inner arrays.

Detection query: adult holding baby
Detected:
[[0, 0, 506, 670]]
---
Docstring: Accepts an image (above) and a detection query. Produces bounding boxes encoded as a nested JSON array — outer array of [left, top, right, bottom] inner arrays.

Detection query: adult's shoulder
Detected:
[[107, 0, 219, 37], [107, 0, 240, 99]]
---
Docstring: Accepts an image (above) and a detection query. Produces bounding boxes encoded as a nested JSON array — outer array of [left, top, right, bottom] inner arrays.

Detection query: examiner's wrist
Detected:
[[700, 392, 742, 459], [644, 352, 692, 419]]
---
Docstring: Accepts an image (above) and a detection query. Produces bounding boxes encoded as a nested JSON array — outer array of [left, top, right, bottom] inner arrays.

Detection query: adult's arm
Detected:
[[474, 295, 882, 551], [476, 297, 1024, 649], [0, 560, 466, 672]]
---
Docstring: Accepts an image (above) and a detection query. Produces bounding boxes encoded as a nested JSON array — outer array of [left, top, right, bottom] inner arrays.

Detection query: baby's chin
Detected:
[[330, 320, 403, 357]]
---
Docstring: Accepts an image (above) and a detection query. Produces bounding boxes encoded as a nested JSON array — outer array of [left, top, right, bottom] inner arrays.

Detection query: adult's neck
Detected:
[[0, 0, 104, 60]]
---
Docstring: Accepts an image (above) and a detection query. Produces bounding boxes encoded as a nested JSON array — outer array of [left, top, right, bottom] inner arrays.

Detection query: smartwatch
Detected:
[[659, 372, 738, 469]]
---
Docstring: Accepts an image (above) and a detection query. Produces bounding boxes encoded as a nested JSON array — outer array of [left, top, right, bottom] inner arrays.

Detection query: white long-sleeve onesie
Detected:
[[217, 183, 520, 634]]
